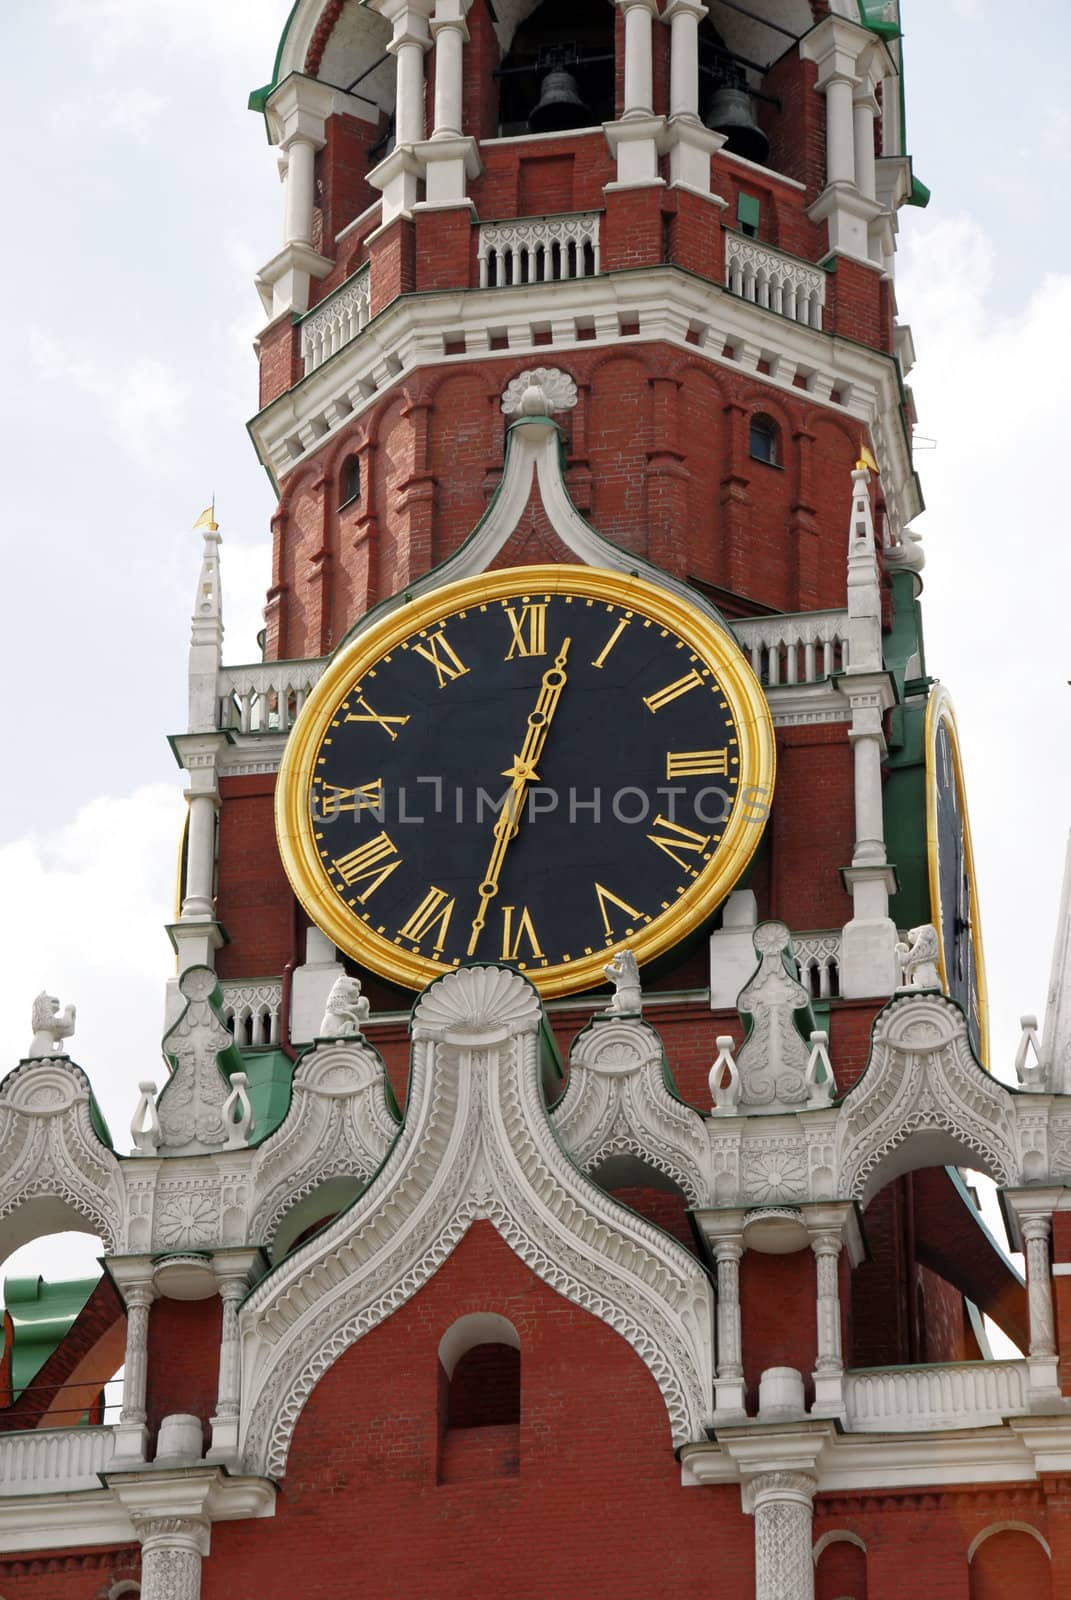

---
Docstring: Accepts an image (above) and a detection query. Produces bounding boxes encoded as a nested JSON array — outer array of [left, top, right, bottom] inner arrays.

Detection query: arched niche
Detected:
[[968, 1524, 1051, 1600], [273, 1, 394, 123], [496, 0, 615, 136], [268, 1175, 366, 1263]]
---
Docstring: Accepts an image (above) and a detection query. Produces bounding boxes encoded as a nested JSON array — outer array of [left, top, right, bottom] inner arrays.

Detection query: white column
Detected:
[[208, 1276, 245, 1461], [115, 1282, 155, 1462], [181, 790, 218, 922], [666, 0, 701, 120], [714, 1238, 746, 1419], [136, 1515, 210, 1600], [392, 13, 432, 146], [752, 1471, 817, 1600], [431, 8, 467, 137], [1023, 1215, 1059, 1395], [621, 0, 657, 118], [811, 1233, 845, 1416], [282, 135, 317, 244], [824, 74, 856, 187], [849, 710, 886, 867], [852, 88, 878, 203]]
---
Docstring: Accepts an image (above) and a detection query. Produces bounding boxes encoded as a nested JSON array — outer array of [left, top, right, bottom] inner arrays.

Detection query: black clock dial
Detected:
[[277, 566, 775, 997], [928, 692, 987, 1064]]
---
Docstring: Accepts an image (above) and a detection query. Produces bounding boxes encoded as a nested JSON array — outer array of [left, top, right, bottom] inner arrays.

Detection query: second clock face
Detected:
[[276, 565, 775, 997]]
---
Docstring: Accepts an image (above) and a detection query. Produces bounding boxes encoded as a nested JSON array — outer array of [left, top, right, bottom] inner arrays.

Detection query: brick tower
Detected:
[[4, 3, 1071, 1599]]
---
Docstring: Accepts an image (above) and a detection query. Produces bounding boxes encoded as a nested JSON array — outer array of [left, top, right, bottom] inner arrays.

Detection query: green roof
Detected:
[[240, 1048, 298, 1145], [3, 1275, 99, 1397]]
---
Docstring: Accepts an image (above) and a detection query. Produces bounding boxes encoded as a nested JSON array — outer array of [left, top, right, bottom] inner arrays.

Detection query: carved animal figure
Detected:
[[28, 992, 76, 1058], [319, 975, 370, 1036], [604, 948, 642, 1016], [895, 924, 942, 990]]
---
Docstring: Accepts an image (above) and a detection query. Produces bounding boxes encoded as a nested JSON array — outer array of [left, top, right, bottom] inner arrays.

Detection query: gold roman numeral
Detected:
[[398, 886, 456, 953], [504, 603, 548, 659], [647, 815, 711, 875], [332, 832, 402, 900], [592, 616, 629, 670], [315, 779, 384, 816], [594, 882, 647, 941], [344, 697, 410, 741], [665, 750, 729, 779], [643, 669, 702, 713], [500, 905, 544, 962], [411, 628, 469, 688]]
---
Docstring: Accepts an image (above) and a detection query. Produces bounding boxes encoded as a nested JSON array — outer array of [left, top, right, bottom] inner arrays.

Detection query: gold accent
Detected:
[[192, 501, 218, 532], [275, 564, 776, 998], [924, 684, 991, 1068]]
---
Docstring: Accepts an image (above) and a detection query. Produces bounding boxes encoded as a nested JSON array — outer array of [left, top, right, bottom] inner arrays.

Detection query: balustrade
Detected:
[[725, 234, 826, 331], [478, 213, 601, 289], [300, 267, 371, 375], [732, 611, 848, 687]]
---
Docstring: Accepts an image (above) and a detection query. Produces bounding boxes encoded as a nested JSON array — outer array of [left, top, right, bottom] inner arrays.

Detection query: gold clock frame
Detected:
[[275, 564, 776, 998], [924, 683, 990, 1067]]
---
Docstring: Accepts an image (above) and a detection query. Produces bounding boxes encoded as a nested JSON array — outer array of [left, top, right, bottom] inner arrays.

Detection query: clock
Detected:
[[275, 564, 775, 998], [925, 685, 989, 1064]]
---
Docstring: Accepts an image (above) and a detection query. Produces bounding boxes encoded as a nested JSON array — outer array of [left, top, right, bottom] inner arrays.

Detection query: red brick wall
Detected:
[[0, 1548, 140, 1599], [215, 777, 294, 981], [145, 1297, 222, 1452]]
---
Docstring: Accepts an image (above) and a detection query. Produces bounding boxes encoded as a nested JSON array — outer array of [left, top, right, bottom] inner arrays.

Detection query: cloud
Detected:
[[54, 0, 295, 71], [30, 330, 191, 467], [0, 785, 184, 1147], [899, 212, 1071, 1077]]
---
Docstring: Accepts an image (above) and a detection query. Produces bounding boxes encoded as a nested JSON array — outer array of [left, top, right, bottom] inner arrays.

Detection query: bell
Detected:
[[705, 84, 769, 167], [528, 68, 593, 135]]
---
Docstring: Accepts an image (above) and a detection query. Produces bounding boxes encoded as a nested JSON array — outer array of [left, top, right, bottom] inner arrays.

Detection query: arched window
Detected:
[[339, 453, 361, 508], [497, 0, 614, 137], [814, 1532, 867, 1600], [438, 1314, 520, 1483], [749, 413, 780, 466], [969, 1525, 1052, 1600]]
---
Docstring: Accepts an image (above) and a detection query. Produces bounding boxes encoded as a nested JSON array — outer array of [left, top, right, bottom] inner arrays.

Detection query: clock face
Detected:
[[926, 687, 989, 1065], [276, 565, 775, 997]]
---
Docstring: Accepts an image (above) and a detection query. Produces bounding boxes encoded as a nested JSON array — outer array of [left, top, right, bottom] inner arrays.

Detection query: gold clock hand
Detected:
[[466, 640, 571, 957]]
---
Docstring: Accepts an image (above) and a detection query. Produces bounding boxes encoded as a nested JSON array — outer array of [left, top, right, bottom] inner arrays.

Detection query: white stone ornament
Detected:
[[319, 974, 370, 1037], [130, 1080, 162, 1154], [602, 948, 642, 1016], [709, 1036, 741, 1114], [895, 923, 941, 990], [500, 366, 578, 418], [221, 1071, 255, 1150], [157, 966, 243, 1155], [734, 922, 812, 1111], [28, 992, 76, 1058], [1016, 1014, 1047, 1092], [805, 1030, 837, 1108]]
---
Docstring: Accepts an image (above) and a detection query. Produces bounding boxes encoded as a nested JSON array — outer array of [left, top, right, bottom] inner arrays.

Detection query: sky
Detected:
[[1, 0, 1070, 1289]]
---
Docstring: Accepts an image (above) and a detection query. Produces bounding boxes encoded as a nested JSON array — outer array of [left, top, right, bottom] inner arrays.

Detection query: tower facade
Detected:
[[3, 4, 1071, 1599]]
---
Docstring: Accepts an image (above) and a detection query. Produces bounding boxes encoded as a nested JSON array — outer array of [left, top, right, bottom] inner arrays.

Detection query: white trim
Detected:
[[438, 1312, 520, 1378], [813, 1529, 867, 1563], [967, 1520, 1052, 1564]]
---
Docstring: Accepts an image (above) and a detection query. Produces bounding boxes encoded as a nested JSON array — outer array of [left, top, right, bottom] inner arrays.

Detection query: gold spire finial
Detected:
[[192, 497, 218, 533], [856, 441, 879, 474]]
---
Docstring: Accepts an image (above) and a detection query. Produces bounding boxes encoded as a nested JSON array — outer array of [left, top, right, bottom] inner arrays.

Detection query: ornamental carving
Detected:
[[735, 923, 813, 1111], [157, 967, 243, 1155]]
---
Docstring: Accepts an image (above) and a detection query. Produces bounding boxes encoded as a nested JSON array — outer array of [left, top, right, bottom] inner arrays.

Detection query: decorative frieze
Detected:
[[725, 233, 827, 330], [299, 267, 371, 375], [478, 212, 601, 289]]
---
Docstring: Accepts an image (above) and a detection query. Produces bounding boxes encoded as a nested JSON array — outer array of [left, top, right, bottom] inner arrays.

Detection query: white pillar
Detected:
[[431, 9, 467, 137], [621, 0, 657, 118], [849, 713, 886, 867], [136, 1515, 210, 1600], [666, 0, 701, 121], [811, 1233, 845, 1416], [824, 74, 856, 187], [392, 16, 432, 146], [852, 90, 878, 203], [751, 1471, 817, 1600], [1023, 1215, 1058, 1377], [713, 1238, 746, 1419], [115, 1282, 155, 1462], [282, 135, 317, 244], [181, 790, 218, 922], [208, 1276, 245, 1461]]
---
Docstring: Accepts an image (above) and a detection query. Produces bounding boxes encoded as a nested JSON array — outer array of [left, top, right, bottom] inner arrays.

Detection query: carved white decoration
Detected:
[[1015, 1014, 1046, 1091], [221, 1072, 254, 1150], [805, 1032, 836, 1109], [844, 1359, 1030, 1432], [732, 611, 848, 689], [792, 932, 842, 1001], [250, 1036, 397, 1246], [217, 659, 325, 735], [725, 231, 826, 330], [28, 991, 76, 1058], [135, 1514, 209, 1600], [239, 967, 714, 1476], [479, 213, 600, 290], [553, 1016, 708, 1207], [318, 974, 370, 1037], [1022, 1215, 1057, 1361], [501, 365, 579, 418], [709, 1036, 742, 1115], [300, 265, 370, 375], [602, 947, 642, 1017], [0, 1425, 117, 1495], [837, 993, 1019, 1205], [157, 968, 239, 1155], [131, 1081, 162, 1154], [741, 1142, 810, 1204], [750, 1471, 818, 1600], [895, 923, 941, 990], [735, 922, 812, 1111], [220, 981, 283, 1048]]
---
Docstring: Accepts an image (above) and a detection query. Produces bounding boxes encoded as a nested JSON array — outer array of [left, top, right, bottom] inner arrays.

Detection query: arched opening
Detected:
[[437, 1313, 520, 1483], [496, 0, 614, 137], [588, 1153, 701, 1258], [749, 413, 780, 466], [815, 1532, 867, 1600], [268, 1176, 366, 1263], [969, 1525, 1051, 1600], [339, 453, 361, 508]]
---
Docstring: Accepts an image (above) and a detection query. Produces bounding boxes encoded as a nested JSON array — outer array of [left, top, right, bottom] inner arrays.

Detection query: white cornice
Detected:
[[247, 267, 919, 530], [0, 1470, 275, 1555]]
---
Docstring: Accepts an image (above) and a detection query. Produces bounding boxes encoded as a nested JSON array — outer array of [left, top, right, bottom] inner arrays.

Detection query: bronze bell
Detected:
[[528, 68, 593, 135], [705, 84, 769, 167]]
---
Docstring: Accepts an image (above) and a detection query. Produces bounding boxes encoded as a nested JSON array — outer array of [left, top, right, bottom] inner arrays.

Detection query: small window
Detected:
[[737, 192, 760, 238], [339, 454, 361, 508], [749, 414, 780, 466]]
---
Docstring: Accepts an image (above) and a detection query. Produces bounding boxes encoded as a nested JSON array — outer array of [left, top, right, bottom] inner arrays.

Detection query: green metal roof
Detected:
[[3, 1275, 99, 1397]]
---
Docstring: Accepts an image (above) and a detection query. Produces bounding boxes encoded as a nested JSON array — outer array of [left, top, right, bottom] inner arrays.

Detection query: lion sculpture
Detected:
[[29, 992, 76, 1058], [603, 948, 642, 1016], [319, 975, 370, 1037], [895, 924, 941, 991]]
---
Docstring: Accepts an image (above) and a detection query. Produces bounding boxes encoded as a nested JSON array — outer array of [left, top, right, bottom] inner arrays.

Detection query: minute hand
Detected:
[[466, 638, 571, 957]]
